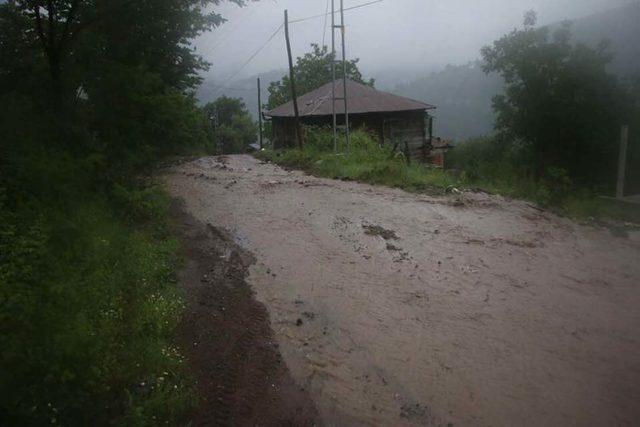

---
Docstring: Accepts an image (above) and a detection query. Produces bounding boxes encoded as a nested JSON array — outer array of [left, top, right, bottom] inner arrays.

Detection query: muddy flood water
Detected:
[[165, 155, 640, 426]]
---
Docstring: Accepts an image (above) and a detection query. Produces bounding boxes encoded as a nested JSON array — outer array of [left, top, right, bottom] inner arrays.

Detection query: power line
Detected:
[[209, 85, 255, 92], [200, 6, 258, 59], [210, 0, 384, 96], [322, 0, 330, 47], [214, 23, 284, 94], [289, 0, 384, 24]]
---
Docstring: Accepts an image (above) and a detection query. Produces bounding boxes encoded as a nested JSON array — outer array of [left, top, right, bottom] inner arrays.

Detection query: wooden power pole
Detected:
[[257, 77, 263, 150], [284, 10, 303, 149], [616, 124, 629, 199]]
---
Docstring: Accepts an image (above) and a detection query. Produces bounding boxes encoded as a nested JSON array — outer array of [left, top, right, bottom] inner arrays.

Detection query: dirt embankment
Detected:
[[170, 200, 319, 426], [165, 155, 640, 427]]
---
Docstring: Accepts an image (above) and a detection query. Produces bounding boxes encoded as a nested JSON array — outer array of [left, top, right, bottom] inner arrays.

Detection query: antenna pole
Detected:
[[340, 0, 350, 152], [257, 77, 263, 150], [331, 0, 337, 152]]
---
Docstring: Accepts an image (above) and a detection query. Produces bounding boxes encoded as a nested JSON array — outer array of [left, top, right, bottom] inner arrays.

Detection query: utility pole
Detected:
[[330, 0, 350, 152], [257, 77, 263, 150], [616, 124, 629, 199], [284, 10, 303, 149]]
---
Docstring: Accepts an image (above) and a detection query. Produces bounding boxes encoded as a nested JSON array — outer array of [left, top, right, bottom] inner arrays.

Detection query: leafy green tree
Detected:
[[481, 11, 625, 187], [267, 43, 374, 109], [6, 0, 245, 113], [204, 96, 257, 153], [0, 1, 258, 424]]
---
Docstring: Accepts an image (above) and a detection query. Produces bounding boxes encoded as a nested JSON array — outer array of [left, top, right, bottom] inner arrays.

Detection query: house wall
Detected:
[[383, 111, 429, 162], [271, 111, 431, 161]]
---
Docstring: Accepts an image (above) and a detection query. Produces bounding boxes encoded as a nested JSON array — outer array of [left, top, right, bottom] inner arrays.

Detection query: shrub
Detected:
[[0, 183, 192, 425]]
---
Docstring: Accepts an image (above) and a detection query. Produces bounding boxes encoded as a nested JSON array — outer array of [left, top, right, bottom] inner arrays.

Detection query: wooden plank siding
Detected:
[[271, 111, 431, 162]]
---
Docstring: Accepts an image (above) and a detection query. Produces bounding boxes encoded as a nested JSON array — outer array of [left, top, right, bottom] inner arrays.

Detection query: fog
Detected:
[[197, 0, 633, 84]]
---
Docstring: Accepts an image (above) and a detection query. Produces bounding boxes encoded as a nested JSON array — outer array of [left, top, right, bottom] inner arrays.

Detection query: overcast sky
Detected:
[[197, 0, 634, 83]]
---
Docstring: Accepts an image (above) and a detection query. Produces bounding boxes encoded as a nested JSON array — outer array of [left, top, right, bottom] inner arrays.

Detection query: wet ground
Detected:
[[165, 155, 640, 426], [170, 201, 318, 426]]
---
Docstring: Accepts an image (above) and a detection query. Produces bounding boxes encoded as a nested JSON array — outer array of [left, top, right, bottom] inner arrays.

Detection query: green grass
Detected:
[[0, 180, 194, 425], [258, 130, 458, 195], [257, 129, 640, 225]]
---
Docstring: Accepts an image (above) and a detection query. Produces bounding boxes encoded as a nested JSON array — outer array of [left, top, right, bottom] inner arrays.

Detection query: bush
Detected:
[[258, 127, 457, 194], [259, 128, 639, 223], [0, 179, 192, 425]]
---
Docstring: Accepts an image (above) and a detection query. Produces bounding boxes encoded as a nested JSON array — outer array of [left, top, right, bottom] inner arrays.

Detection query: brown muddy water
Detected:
[[164, 155, 640, 427]]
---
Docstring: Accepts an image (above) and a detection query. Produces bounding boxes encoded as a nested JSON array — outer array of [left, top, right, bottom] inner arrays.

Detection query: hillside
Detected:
[[396, 2, 640, 141], [198, 2, 640, 141], [393, 62, 502, 141]]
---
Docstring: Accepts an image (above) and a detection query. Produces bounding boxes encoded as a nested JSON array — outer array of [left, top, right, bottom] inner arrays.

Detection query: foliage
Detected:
[[0, 0, 250, 424], [261, 128, 640, 223], [445, 135, 640, 223], [257, 127, 457, 195], [392, 3, 640, 142], [203, 96, 257, 153], [0, 184, 192, 425], [481, 11, 627, 187], [267, 44, 374, 109]]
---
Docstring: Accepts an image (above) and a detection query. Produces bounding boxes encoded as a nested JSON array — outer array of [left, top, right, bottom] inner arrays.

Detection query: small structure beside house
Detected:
[[264, 79, 437, 161], [428, 137, 454, 168]]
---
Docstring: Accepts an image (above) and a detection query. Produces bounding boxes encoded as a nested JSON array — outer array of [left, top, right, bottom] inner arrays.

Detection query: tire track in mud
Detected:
[[170, 199, 319, 426]]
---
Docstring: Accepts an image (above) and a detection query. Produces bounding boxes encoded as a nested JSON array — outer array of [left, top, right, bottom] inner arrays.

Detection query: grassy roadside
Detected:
[[1, 171, 194, 424], [255, 130, 640, 225]]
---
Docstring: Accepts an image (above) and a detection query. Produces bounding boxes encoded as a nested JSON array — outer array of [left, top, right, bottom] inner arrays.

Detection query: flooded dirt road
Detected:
[[165, 155, 640, 426]]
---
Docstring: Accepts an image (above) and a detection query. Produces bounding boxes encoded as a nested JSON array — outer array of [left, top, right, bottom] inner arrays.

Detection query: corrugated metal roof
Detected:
[[265, 79, 435, 118]]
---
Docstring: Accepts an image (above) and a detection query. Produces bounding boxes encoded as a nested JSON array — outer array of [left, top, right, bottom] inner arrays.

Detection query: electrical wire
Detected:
[[208, 0, 384, 96], [289, 0, 384, 24], [322, 0, 330, 47], [200, 5, 259, 59], [208, 85, 255, 92], [213, 23, 284, 94]]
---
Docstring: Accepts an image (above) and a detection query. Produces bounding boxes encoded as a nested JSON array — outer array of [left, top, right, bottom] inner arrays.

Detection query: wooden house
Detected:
[[264, 79, 437, 161]]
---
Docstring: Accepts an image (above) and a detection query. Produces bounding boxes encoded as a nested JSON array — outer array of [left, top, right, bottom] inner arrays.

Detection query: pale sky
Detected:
[[197, 0, 634, 83]]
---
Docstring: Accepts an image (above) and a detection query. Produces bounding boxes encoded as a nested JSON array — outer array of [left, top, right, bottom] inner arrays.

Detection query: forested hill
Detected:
[[393, 62, 502, 141], [394, 2, 640, 141], [556, 1, 640, 77]]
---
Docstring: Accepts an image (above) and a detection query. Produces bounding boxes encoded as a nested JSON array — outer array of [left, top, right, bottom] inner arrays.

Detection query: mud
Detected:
[[170, 200, 319, 426], [165, 155, 640, 426]]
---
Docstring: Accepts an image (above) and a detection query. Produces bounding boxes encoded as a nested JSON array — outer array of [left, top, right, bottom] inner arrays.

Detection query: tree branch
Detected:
[[33, 5, 50, 55], [68, 0, 138, 43], [59, 0, 79, 50], [47, 0, 55, 49]]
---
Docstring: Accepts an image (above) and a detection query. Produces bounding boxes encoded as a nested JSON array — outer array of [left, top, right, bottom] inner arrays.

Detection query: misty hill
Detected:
[[198, 2, 640, 140], [394, 62, 502, 141], [557, 1, 640, 77], [395, 2, 640, 141]]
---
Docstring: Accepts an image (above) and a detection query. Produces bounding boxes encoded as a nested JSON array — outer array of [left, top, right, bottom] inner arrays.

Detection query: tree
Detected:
[[481, 11, 625, 187], [267, 44, 374, 109], [7, 0, 245, 112], [1, 1, 258, 424], [204, 96, 257, 154]]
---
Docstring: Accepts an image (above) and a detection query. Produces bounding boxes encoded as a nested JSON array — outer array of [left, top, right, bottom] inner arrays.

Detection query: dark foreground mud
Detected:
[[170, 199, 319, 426]]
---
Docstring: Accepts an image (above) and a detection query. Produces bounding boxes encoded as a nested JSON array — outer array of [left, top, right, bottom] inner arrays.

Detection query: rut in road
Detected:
[[171, 201, 318, 426]]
